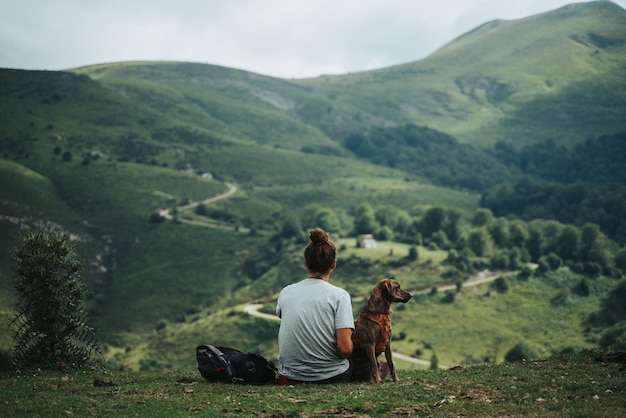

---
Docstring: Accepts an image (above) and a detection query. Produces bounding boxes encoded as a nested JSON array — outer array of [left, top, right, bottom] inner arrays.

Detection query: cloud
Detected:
[[1, 0, 624, 78]]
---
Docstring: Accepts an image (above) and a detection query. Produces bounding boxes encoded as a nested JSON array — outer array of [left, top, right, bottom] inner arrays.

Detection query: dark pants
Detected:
[[284, 361, 353, 385]]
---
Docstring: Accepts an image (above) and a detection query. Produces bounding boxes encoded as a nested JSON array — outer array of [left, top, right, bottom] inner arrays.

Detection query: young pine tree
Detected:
[[9, 231, 100, 370]]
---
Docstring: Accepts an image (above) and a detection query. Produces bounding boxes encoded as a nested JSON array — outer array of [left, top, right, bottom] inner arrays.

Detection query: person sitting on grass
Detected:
[[276, 227, 354, 384]]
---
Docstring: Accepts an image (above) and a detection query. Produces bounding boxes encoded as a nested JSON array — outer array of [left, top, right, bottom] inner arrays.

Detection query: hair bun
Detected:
[[309, 227, 329, 245]]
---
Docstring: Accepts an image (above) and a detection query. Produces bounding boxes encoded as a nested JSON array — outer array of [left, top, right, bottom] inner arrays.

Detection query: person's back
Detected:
[[276, 228, 354, 383], [277, 278, 353, 381]]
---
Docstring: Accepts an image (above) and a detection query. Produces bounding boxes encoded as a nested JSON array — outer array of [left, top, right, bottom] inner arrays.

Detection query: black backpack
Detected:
[[196, 345, 277, 385]]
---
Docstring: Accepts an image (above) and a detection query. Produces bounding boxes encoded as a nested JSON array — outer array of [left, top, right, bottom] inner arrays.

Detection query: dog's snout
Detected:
[[393, 285, 412, 303], [400, 290, 412, 303]]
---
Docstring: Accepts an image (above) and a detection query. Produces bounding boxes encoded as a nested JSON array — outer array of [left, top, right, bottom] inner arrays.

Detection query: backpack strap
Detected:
[[205, 345, 239, 383]]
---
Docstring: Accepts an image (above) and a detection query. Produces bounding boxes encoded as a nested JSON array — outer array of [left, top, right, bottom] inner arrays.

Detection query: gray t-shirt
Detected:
[[276, 278, 354, 381]]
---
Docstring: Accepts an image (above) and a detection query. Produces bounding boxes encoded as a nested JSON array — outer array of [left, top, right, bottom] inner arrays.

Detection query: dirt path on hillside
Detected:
[[158, 182, 237, 226], [415, 269, 500, 294]]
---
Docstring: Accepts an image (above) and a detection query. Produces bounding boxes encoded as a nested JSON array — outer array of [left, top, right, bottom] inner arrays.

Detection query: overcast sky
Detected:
[[1, 0, 624, 79]]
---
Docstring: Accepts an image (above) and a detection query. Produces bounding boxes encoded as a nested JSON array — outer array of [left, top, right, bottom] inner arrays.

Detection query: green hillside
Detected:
[[1, 1, 625, 371], [0, 66, 476, 351], [298, 0, 626, 146]]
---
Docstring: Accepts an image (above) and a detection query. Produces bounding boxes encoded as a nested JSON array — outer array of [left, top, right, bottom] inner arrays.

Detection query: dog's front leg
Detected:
[[385, 343, 399, 381], [365, 345, 382, 383]]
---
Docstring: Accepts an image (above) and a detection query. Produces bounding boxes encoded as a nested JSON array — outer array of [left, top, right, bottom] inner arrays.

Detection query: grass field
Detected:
[[1, 350, 624, 417]]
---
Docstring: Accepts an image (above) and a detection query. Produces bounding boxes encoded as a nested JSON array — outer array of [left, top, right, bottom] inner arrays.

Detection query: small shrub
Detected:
[[505, 341, 538, 362], [464, 354, 490, 365], [446, 249, 458, 263], [572, 279, 591, 297], [195, 204, 208, 216], [441, 291, 456, 303], [598, 322, 626, 351], [518, 264, 534, 280], [9, 231, 101, 370], [392, 331, 407, 341], [546, 253, 563, 270], [430, 352, 439, 369], [492, 276, 509, 293], [149, 212, 166, 224], [557, 346, 579, 354]]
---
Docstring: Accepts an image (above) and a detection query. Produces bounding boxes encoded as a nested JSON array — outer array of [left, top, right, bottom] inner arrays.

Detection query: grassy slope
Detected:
[[0, 65, 478, 343], [1, 350, 624, 417], [72, 61, 367, 150], [297, 1, 626, 146]]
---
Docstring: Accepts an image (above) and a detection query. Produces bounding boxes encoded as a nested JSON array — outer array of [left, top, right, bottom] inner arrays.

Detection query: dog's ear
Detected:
[[383, 279, 394, 295]]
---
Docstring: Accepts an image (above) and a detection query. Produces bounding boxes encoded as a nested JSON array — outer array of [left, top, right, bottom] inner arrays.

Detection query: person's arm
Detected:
[[335, 327, 353, 358], [276, 292, 283, 319]]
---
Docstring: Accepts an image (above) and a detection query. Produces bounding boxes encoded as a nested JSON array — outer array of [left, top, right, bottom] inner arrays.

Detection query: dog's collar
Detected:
[[360, 310, 390, 323]]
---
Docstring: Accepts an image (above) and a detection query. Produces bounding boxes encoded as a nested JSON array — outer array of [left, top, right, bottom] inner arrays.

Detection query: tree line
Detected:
[[482, 132, 626, 245], [271, 203, 625, 281], [342, 125, 626, 245], [343, 124, 515, 191], [481, 178, 626, 245]]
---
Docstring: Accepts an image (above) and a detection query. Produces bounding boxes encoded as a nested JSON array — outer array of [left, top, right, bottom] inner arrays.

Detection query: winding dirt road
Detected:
[[158, 182, 237, 225]]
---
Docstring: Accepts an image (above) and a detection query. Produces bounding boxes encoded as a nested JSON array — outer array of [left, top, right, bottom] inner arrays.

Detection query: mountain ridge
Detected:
[[297, 0, 626, 145]]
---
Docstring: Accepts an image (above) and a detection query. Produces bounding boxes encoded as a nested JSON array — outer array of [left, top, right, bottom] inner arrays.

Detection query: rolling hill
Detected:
[[298, 0, 626, 146], [1, 1, 625, 370]]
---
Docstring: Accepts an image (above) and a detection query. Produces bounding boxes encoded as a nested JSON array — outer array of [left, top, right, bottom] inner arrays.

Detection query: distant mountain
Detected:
[[298, 0, 626, 147]]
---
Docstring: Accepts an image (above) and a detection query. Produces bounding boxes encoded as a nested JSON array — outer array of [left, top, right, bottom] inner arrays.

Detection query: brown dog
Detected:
[[351, 278, 412, 383]]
